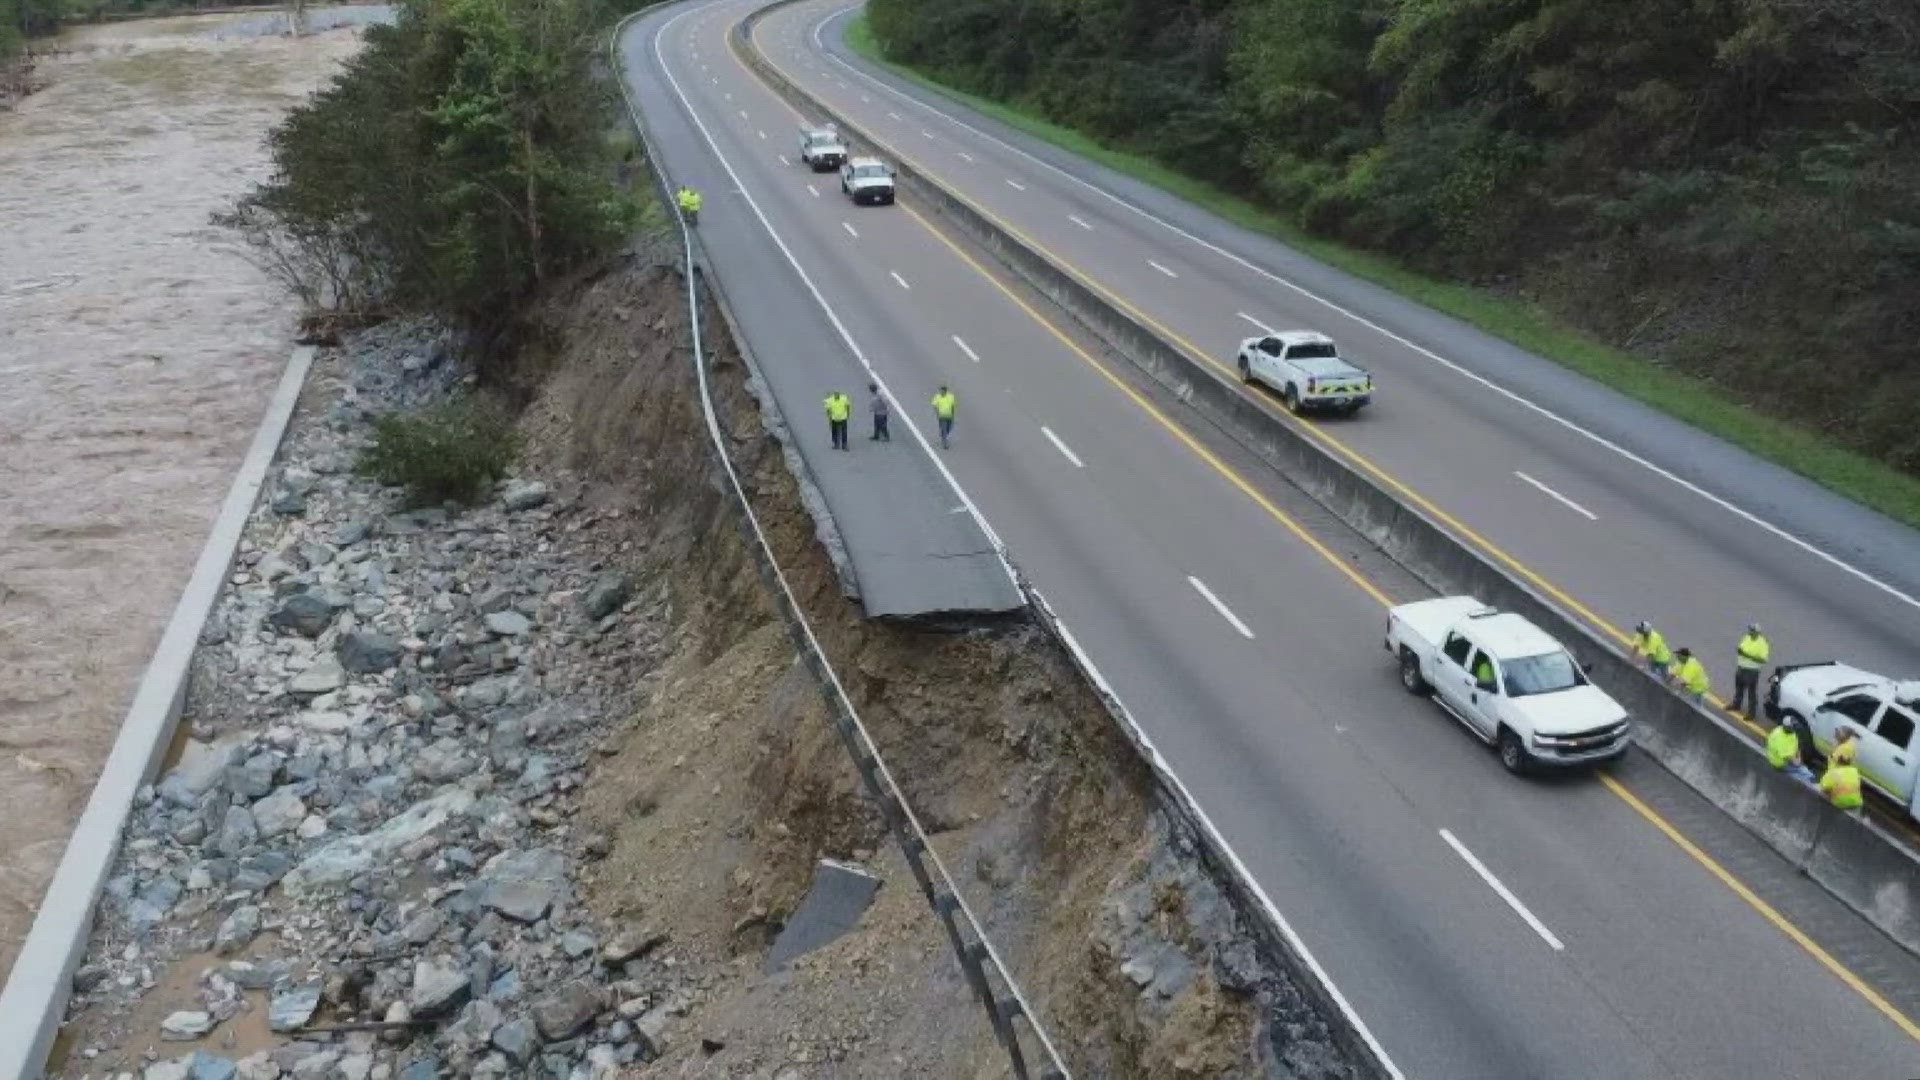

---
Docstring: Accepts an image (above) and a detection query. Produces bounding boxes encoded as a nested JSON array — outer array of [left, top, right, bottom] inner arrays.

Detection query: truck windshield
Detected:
[[1504, 651, 1583, 696], [852, 165, 887, 179]]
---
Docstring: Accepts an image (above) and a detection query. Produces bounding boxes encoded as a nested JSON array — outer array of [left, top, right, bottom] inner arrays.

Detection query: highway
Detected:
[[618, 1, 1920, 1076]]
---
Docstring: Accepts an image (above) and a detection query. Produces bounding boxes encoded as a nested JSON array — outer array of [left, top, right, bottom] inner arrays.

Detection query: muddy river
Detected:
[[0, 7, 376, 978]]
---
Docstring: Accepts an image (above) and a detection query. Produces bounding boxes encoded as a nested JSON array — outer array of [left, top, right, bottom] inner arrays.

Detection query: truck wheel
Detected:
[[1398, 648, 1429, 695], [1498, 728, 1531, 775], [1283, 385, 1302, 414], [1237, 354, 1252, 383]]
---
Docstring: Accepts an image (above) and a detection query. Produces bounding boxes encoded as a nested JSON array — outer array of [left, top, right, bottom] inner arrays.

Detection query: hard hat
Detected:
[[1635, 620, 1650, 633]]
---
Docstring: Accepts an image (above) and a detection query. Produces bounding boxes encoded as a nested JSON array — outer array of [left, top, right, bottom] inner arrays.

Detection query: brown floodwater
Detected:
[[0, 8, 374, 978]]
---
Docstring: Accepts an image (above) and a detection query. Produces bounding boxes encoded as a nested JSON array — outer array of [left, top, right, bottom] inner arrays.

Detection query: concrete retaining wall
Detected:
[[735, 13, 1920, 959], [0, 348, 316, 1079]]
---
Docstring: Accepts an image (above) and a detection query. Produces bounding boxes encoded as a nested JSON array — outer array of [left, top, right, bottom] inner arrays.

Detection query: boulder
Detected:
[[269, 593, 337, 638], [337, 631, 402, 674]]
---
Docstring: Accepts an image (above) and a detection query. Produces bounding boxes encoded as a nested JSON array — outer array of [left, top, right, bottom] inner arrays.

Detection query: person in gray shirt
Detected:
[[868, 382, 891, 442]]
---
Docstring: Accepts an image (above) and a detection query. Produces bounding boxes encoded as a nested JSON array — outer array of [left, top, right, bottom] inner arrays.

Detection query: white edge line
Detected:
[[1439, 829, 1565, 951], [951, 335, 980, 362], [652, 8, 1090, 1068], [809, 6, 1920, 615], [1188, 575, 1254, 639], [1041, 426, 1085, 468], [1514, 471, 1598, 521], [1050, 614, 1404, 1079], [0, 347, 316, 1074], [726, 10, 1405, 1076]]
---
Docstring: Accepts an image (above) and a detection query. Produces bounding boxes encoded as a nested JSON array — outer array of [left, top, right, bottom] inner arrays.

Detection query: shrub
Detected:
[[358, 395, 520, 505]]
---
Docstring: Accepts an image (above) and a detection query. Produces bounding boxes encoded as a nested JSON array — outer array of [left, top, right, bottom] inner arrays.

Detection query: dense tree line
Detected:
[[870, 0, 1920, 472], [221, 0, 636, 326]]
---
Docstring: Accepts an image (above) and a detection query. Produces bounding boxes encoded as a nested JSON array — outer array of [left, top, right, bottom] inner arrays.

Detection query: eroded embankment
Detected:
[[531, 248, 1358, 1076], [48, 241, 1357, 1077]]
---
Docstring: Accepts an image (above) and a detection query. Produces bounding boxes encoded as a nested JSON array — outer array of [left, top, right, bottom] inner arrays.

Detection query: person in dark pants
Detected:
[[824, 391, 851, 450], [868, 382, 890, 442], [1731, 623, 1770, 718], [932, 385, 957, 449]]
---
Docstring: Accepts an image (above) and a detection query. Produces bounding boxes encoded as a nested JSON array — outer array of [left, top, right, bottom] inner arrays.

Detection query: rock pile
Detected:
[[59, 324, 680, 1079]]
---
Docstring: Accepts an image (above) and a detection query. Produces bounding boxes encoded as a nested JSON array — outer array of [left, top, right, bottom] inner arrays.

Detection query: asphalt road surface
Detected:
[[620, 2, 1920, 1075]]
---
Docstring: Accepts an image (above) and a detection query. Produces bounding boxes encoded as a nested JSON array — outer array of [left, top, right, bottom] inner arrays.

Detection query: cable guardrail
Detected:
[[607, 12, 1071, 1077]]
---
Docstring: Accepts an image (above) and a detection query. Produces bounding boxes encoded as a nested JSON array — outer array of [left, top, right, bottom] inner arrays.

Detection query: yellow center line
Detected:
[[901, 204, 1395, 609], [719, 7, 1920, 1043], [1601, 773, 1920, 1041]]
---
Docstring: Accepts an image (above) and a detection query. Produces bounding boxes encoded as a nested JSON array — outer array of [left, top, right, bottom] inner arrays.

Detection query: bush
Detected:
[[358, 396, 520, 505]]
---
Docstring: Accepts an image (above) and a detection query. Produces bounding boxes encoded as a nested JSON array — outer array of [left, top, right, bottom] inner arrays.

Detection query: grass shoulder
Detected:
[[843, 16, 1920, 531]]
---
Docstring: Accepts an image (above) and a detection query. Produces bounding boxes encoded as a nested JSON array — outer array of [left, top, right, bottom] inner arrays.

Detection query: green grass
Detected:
[[844, 17, 1920, 531]]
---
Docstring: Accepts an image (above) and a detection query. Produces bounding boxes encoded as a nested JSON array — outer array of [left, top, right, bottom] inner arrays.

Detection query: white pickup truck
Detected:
[[797, 126, 848, 172], [1234, 331, 1374, 415], [1387, 596, 1631, 773], [1767, 662, 1920, 813]]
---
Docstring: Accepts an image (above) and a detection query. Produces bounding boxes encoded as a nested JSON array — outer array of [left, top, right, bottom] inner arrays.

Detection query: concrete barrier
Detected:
[[734, 11, 1920, 959], [0, 348, 316, 1079]]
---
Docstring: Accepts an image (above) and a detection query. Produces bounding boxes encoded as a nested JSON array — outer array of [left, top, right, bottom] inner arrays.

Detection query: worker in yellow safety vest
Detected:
[[1766, 719, 1812, 781], [932, 385, 957, 449], [1673, 647, 1710, 704], [677, 185, 702, 224], [1820, 759, 1864, 812], [1633, 620, 1673, 680], [1830, 726, 1859, 768], [1731, 623, 1770, 717], [824, 391, 851, 451]]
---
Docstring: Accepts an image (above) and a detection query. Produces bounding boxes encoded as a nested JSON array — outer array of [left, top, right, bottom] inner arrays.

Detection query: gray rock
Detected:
[[410, 957, 470, 1018], [269, 593, 337, 638], [235, 1051, 281, 1080], [599, 929, 666, 966], [271, 491, 307, 516], [190, 1051, 238, 1080], [226, 754, 278, 799], [144, 1059, 192, 1080], [484, 611, 531, 637], [487, 968, 522, 1001], [213, 806, 259, 859], [333, 519, 371, 546], [231, 851, 294, 892], [268, 984, 321, 1032], [581, 573, 632, 621], [500, 480, 550, 512], [289, 1051, 340, 1080], [491, 1017, 536, 1064], [252, 788, 308, 838], [481, 882, 552, 924], [337, 631, 403, 674], [225, 960, 286, 991], [161, 738, 245, 806], [531, 985, 601, 1041], [284, 789, 475, 896], [397, 1057, 441, 1080], [289, 657, 347, 696], [559, 931, 595, 959], [401, 907, 444, 946], [1120, 957, 1154, 987], [161, 1009, 215, 1040], [215, 905, 261, 955], [413, 737, 476, 783]]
